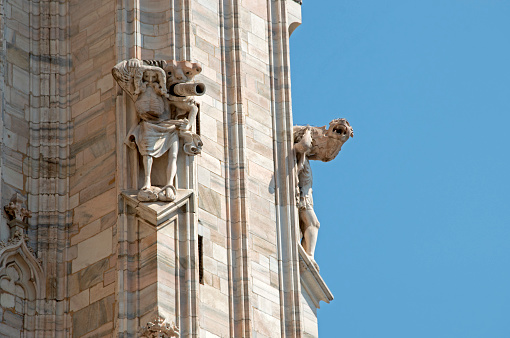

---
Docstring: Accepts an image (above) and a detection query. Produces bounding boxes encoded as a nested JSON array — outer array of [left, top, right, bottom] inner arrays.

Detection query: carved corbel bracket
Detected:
[[121, 189, 194, 227], [298, 243, 333, 309]]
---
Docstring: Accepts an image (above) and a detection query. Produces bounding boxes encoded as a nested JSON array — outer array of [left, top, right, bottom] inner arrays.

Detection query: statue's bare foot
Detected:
[[158, 185, 177, 202], [138, 187, 158, 202]]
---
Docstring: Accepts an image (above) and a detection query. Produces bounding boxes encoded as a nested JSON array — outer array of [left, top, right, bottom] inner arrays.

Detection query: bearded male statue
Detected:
[[112, 58, 205, 202], [294, 118, 354, 268]]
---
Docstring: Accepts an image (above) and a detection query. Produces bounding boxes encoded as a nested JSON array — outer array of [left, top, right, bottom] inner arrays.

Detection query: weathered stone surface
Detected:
[[78, 258, 109, 291], [72, 295, 115, 338], [73, 189, 116, 227], [70, 290, 89, 312], [198, 184, 222, 218], [72, 227, 113, 273], [3, 310, 23, 328]]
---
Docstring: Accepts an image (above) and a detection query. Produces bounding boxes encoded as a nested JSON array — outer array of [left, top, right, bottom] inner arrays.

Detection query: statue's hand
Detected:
[[302, 128, 312, 151], [127, 58, 140, 69], [295, 127, 313, 155], [297, 161, 304, 173], [177, 118, 190, 130]]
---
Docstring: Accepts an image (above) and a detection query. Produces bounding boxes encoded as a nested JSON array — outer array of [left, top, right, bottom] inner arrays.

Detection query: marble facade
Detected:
[[0, 0, 345, 337]]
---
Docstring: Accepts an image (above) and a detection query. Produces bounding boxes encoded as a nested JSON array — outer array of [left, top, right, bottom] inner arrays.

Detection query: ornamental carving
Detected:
[[112, 59, 205, 202], [294, 119, 353, 268], [0, 194, 45, 336], [1, 194, 39, 263], [4, 193, 32, 223], [139, 315, 179, 338]]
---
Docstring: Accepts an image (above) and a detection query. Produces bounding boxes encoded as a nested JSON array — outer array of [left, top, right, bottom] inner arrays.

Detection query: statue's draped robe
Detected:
[[128, 121, 179, 157]]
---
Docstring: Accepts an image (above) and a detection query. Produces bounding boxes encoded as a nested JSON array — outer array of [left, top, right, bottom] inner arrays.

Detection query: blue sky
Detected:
[[290, 1, 510, 337]]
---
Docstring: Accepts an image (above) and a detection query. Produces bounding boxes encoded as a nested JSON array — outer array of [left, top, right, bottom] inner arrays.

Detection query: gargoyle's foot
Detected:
[[158, 185, 177, 202], [138, 187, 158, 202]]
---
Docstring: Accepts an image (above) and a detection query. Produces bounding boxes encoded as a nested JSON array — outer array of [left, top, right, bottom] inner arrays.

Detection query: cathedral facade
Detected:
[[0, 0, 349, 336]]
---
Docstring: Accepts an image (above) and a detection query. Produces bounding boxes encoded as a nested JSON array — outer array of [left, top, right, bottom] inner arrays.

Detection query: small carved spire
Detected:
[[139, 315, 179, 338], [4, 193, 32, 223]]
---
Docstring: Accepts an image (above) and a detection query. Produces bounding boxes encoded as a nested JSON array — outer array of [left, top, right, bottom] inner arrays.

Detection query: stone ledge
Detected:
[[298, 244, 334, 308], [121, 189, 194, 226]]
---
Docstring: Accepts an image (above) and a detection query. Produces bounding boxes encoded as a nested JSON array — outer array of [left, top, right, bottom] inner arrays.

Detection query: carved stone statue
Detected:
[[293, 118, 354, 268], [139, 315, 179, 338], [4, 193, 32, 223], [112, 59, 205, 202]]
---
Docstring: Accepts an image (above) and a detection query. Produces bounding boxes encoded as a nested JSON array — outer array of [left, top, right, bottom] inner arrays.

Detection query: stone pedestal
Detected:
[[119, 190, 198, 336], [298, 244, 334, 337]]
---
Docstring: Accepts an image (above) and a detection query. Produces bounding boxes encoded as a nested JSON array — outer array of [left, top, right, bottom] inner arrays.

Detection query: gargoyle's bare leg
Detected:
[[299, 208, 320, 261], [142, 155, 153, 189], [166, 133, 180, 187]]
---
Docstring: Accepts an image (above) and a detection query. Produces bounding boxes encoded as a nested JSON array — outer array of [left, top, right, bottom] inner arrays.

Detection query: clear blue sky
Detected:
[[290, 1, 510, 337]]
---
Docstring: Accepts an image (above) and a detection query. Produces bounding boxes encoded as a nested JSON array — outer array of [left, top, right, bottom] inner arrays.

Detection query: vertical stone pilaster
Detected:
[[218, 0, 254, 336], [268, 1, 304, 336]]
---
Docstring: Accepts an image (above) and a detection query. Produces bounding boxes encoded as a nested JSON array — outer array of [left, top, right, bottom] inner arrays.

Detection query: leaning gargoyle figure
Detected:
[[112, 58, 205, 202], [294, 118, 354, 269]]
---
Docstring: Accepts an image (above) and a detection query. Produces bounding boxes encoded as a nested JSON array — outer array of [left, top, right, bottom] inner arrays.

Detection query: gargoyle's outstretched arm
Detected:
[[295, 127, 312, 172]]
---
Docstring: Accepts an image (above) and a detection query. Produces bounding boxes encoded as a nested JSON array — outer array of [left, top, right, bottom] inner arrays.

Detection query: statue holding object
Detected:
[[112, 58, 205, 202], [293, 118, 354, 268]]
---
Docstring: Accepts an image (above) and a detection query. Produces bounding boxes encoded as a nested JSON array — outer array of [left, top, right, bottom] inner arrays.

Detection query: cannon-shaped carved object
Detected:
[[169, 83, 206, 97]]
